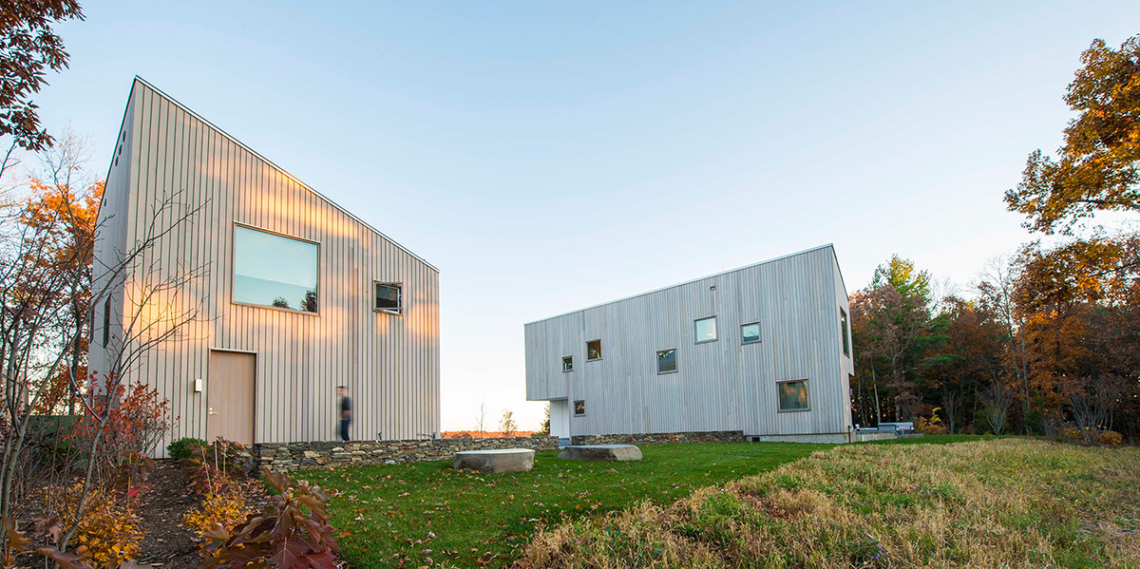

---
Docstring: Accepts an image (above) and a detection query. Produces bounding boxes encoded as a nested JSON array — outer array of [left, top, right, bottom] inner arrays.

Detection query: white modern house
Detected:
[[89, 78, 440, 455], [525, 245, 855, 443]]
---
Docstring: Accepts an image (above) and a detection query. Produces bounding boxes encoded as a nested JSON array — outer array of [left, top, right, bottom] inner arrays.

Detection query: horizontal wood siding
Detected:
[[91, 79, 440, 456], [525, 246, 851, 437]]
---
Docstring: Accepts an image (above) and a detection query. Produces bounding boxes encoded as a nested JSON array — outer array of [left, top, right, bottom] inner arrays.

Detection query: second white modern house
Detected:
[[525, 245, 855, 443]]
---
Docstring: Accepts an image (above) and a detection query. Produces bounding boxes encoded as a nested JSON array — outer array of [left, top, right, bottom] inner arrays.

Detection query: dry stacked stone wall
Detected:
[[255, 437, 558, 472], [256, 430, 746, 472]]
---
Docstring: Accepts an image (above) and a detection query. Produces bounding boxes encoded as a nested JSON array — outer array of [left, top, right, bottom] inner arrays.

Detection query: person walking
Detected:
[[337, 385, 352, 442]]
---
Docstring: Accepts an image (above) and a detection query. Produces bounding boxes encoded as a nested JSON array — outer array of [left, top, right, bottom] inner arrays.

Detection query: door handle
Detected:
[[208, 407, 218, 416]]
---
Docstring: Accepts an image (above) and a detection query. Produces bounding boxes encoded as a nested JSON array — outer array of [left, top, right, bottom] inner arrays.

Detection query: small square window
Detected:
[[375, 282, 402, 314], [695, 317, 717, 343], [742, 322, 760, 344], [574, 400, 586, 416], [562, 356, 573, 372], [657, 349, 677, 374], [778, 380, 809, 412], [587, 340, 602, 361]]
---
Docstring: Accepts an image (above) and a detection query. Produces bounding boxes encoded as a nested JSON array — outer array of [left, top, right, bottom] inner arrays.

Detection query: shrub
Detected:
[[185, 438, 255, 495], [916, 408, 946, 435], [1059, 425, 1084, 443], [50, 483, 143, 569], [69, 379, 171, 480], [183, 490, 248, 536], [168, 437, 208, 459], [1097, 430, 1124, 446], [202, 467, 338, 569]]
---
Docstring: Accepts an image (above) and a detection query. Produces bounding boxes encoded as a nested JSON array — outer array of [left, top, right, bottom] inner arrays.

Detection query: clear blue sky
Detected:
[[35, 1, 1140, 430]]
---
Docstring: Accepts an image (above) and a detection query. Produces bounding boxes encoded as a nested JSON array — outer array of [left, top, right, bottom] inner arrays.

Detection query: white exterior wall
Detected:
[[524, 245, 853, 438], [90, 78, 440, 455]]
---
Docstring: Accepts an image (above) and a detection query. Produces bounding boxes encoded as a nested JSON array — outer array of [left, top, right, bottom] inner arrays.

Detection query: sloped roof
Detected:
[[130, 76, 438, 272], [526, 244, 841, 324]]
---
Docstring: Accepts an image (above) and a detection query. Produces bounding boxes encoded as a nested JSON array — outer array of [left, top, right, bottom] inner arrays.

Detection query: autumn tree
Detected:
[[1006, 35, 1140, 235], [499, 410, 517, 438], [0, 0, 85, 151]]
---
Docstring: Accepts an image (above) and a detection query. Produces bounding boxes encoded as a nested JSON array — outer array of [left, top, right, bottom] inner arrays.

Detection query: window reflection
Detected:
[[233, 226, 318, 313]]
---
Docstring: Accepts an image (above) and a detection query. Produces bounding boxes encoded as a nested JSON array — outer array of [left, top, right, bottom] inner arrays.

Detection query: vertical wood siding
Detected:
[[91, 79, 440, 456], [524, 245, 852, 437]]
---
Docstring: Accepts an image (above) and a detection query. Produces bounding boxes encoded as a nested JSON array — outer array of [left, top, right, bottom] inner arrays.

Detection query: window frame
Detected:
[[374, 281, 403, 315], [840, 308, 850, 357], [694, 316, 718, 344], [741, 322, 761, 345], [562, 356, 574, 373], [777, 379, 810, 413], [586, 339, 603, 361], [230, 222, 321, 316], [573, 400, 586, 416], [656, 349, 678, 375]]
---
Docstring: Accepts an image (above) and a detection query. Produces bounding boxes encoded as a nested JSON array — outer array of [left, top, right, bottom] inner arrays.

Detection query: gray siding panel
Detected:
[[525, 245, 852, 438], [91, 79, 440, 456]]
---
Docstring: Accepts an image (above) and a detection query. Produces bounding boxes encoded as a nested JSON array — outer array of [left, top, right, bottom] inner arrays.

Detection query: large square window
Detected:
[[233, 225, 318, 313], [778, 380, 809, 412], [742, 322, 761, 344], [562, 356, 573, 372], [587, 340, 602, 361], [375, 282, 402, 314], [695, 317, 717, 343], [657, 349, 677, 374], [840, 308, 850, 356], [574, 400, 586, 416]]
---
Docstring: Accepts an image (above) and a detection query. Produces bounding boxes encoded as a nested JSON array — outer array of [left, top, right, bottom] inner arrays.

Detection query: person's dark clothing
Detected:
[[339, 395, 352, 442]]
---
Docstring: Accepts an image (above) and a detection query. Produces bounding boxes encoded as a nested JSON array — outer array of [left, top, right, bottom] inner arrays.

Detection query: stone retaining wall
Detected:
[[570, 431, 745, 446], [255, 436, 559, 472], [257, 430, 746, 472]]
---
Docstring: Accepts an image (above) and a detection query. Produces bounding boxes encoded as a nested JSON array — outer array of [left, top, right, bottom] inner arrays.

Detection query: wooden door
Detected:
[[207, 350, 256, 445]]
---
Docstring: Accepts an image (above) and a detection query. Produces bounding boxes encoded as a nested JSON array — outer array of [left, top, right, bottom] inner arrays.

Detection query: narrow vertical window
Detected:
[[587, 340, 602, 361], [840, 308, 850, 356], [574, 400, 586, 416], [694, 316, 717, 343], [741, 322, 761, 344], [562, 356, 573, 372], [375, 282, 402, 314], [102, 297, 111, 348], [656, 349, 677, 374], [778, 380, 809, 412]]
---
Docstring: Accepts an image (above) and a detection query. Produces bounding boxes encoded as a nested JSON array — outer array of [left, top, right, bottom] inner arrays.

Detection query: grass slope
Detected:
[[298, 435, 979, 568], [518, 438, 1140, 568], [300, 441, 825, 568]]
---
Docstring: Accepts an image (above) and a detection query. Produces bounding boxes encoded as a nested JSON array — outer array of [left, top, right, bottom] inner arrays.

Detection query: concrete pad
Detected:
[[558, 444, 643, 462], [452, 449, 534, 473]]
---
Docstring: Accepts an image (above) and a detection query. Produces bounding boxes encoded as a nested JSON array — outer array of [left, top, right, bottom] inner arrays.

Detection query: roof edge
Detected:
[[131, 76, 439, 273], [524, 243, 837, 325]]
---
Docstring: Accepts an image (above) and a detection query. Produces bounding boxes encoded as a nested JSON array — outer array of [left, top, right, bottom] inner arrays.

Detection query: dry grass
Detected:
[[513, 439, 1140, 568]]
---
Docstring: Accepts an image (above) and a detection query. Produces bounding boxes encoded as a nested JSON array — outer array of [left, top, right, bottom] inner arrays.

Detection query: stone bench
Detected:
[[452, 448, 535, 473], [558, 444, 642, 462]]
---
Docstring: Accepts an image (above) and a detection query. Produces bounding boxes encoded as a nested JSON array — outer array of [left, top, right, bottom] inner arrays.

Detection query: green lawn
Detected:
[[297, 435, 984, 568]]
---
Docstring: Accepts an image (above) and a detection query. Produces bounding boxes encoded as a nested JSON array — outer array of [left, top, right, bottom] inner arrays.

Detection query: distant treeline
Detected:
[[850, 35, 1140, 442]]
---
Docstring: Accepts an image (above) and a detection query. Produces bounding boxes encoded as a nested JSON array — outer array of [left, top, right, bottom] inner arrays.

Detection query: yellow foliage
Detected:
[[50, 484, 142, 568], [1097, 430, 1124, 446], [183, 489, 248, 536], [916, 408, 946, 435]]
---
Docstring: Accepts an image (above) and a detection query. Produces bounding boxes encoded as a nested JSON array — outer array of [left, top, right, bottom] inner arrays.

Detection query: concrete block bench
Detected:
[[452, 449, 535, 473], [558, 444, 642, 462]]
